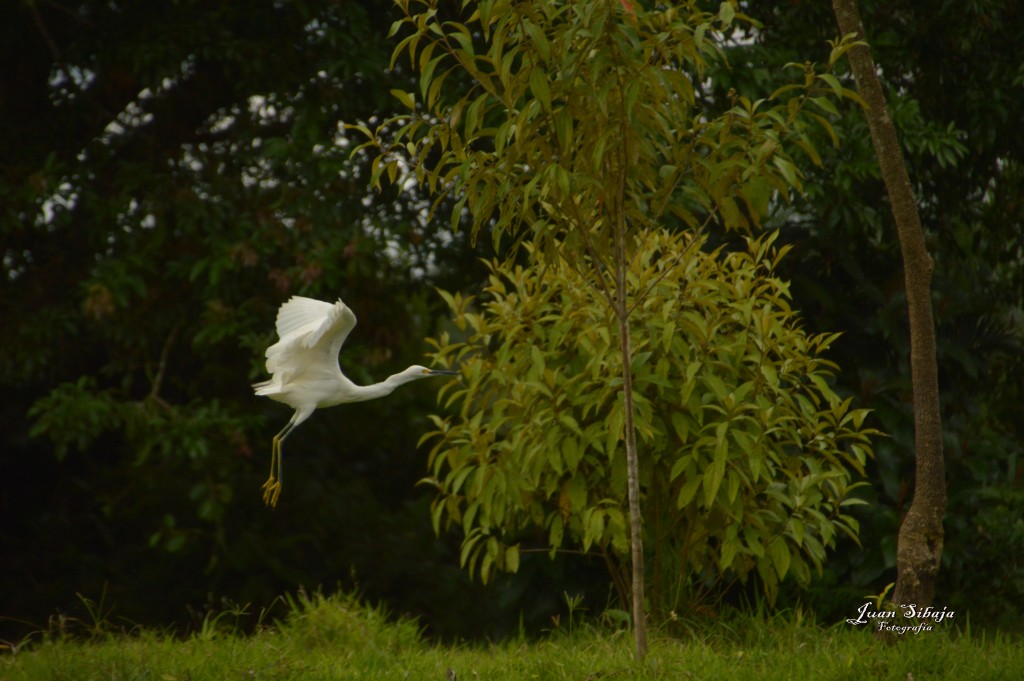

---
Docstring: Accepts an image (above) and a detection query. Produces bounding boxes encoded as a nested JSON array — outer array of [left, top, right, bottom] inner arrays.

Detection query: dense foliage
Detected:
[[425, 230, 875, 615], [0, 0, 493, 641], [711, 0, 1024, 622]]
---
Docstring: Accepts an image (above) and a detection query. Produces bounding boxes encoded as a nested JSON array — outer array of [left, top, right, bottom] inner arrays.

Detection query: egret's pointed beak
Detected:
[[427, 369, 459, 376]]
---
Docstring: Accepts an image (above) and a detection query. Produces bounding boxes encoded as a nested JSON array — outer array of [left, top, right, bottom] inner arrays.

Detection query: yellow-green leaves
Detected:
[[371, 0, 861, 255], [422, 230, 877, 602], [390, 89, 416, 111]]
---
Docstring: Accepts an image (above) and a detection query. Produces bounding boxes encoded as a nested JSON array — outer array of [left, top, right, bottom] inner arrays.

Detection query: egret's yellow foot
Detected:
[[262, 438, 283, 507], [261, 476, 282, 507]]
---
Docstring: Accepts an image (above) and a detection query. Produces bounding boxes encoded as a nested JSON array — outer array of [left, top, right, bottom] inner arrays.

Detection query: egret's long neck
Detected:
[[348, 372, 412, 402], [350, 380, 399, 402]]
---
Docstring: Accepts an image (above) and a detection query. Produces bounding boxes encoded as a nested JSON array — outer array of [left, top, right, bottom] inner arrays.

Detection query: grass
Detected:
[[3, 591, 1022, 680]]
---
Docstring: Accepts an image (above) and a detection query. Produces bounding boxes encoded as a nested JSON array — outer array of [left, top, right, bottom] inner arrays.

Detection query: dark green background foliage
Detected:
[[2, 0, 1022, 641], [705, 0, 1024, 623], [1, 0, 503, 641]]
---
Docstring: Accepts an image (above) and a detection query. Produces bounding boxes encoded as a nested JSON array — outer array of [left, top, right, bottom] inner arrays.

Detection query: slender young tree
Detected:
[[831, 0, 946, 610], [366, 0, 861, 657]]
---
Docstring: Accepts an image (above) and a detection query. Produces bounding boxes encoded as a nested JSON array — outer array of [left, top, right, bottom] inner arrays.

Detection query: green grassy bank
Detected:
[[3, 592, 1020, 680]]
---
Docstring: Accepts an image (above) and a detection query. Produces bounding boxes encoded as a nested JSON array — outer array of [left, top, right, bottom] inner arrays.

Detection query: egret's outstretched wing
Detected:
[[275, 297, 344, 339], [302, 299, 357, 357], [257, 297, 357, 392]]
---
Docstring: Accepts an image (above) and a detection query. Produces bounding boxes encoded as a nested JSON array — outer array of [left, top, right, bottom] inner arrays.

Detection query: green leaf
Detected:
[[447, 22, 475, 57], [606, 402, 625, 457], [566, 475, 587, 512], [562, 437, 583, 472], [771, 156, 802, 191], [556, 108, 574, 155], [529, 344, 546, 378], [390, 88, 416, 110], [460, 531, 482, 568], [718, 1, 735, 27], [809, 96, 839, 117], [703, 431, 727, 506], [421, 54, 447, 101], [720, 536, 740, 570], [725, 469, 740, 504], [816, 72, 843, 99], [670, 411, 690, 443], [787, 517, 805, 545], [529, 68, 552, 111], [505, 544, 520, 573], [522, 19, 550, 62], [548, 515, 564, 552], [583, 509, 605, 551], [769, 536, 791, 580]]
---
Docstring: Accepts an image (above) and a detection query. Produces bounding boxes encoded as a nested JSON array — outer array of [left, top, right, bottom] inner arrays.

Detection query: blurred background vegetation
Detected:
[[2, 0, 1022, 643]]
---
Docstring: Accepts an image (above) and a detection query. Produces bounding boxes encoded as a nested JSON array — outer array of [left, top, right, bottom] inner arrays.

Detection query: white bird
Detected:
[[252, 296, 456, 507]]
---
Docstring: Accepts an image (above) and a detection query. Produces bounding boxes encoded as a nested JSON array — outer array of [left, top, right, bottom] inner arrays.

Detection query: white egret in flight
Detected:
[[253, 296, 456, 507]]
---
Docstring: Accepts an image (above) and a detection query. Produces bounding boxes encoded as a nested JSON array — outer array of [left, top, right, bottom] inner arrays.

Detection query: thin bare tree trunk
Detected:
[[614, 214, 648, 659], [617, 303, 648, 658], [831, 0, 946, 612]]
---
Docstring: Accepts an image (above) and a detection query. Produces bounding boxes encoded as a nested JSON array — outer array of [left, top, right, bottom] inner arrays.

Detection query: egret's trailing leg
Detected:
[[261, 418, 296, 507]]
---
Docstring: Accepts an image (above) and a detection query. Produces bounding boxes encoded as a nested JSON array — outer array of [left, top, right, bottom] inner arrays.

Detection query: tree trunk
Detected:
[[613, 213, 648, 658], [831, 0, 946, 611], [617, 302, 648, 658]]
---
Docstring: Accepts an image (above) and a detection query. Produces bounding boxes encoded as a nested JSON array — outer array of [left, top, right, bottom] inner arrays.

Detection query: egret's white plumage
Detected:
[[253, 296, 456, 507]]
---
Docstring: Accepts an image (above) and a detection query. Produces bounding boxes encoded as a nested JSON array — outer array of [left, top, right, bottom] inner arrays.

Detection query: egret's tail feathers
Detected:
[[253, 379, 281, 396]]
